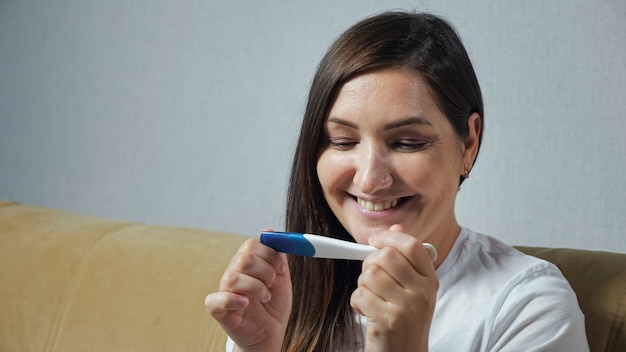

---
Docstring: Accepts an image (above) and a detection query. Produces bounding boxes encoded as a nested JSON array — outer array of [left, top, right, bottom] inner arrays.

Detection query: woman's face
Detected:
[[316, 68, 479, 246]]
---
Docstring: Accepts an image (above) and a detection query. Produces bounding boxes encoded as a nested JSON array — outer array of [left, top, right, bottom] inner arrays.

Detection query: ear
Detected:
[[461, 112, 482, 172]]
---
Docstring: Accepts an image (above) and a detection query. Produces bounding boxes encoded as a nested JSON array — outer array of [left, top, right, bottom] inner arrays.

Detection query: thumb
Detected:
[[389, 223, 405, 233]]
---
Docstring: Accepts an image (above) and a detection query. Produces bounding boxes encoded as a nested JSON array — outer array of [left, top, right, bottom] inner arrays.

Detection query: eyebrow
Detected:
[[326, 116, 432, 130]]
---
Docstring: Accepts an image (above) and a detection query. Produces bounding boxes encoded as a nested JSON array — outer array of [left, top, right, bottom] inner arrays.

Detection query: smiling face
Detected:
[[316, 68, 479, 248]]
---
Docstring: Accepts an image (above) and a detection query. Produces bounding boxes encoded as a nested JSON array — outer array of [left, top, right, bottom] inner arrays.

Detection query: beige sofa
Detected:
[[1, 200, 624, 351]]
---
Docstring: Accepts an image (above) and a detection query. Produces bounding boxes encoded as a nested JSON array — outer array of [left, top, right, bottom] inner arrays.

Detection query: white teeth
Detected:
[[357, 198, 399, 212]]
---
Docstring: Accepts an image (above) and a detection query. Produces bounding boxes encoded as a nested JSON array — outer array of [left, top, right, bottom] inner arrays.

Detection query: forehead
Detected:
[[328, 68, 442, 122]]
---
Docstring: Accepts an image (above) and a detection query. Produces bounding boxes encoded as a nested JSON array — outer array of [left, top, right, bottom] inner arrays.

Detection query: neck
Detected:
[[427, 221, 461, 269]]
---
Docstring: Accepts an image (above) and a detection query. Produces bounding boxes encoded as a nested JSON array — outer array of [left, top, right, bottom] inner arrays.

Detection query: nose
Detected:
[[353, 144, 393, 194]]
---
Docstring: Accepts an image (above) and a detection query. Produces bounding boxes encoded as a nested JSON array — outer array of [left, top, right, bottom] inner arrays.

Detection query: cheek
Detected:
[[316, 151, 339, 194], [396, 156, 435, 186], [316, 151, 353, 195], [398, 154, 458, 195]]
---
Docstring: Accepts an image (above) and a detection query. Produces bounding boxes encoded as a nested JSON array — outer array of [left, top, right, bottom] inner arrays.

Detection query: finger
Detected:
[[388, 223, 404, 233], [220, 268, 276, 303], [359, 259, 415, 303], [363, 247, 419, 287], [205, 292, 253, 337], [205, 291, 249, 315], [389, 224, 437, 262], [248, 237, 288, 274], [359, 255, 438, 317], [368, 227, 436, 277], [221, 240, 289, 303], [350, 286, 386, 319], [226, 239, 286, 288]]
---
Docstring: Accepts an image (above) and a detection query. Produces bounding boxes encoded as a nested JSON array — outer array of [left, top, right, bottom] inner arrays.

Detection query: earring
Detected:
[[463, 165, 471, 179]]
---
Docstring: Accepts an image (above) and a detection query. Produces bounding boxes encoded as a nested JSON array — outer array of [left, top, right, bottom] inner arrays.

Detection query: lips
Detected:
[[356, 197, 403, 211]]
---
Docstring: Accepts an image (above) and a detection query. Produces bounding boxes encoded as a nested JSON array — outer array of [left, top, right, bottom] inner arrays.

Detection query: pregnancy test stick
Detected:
[[260, 231, 437, 262]]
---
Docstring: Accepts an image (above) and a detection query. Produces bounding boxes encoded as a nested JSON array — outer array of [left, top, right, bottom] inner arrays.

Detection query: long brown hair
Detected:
[[282, 11, 484, 351]]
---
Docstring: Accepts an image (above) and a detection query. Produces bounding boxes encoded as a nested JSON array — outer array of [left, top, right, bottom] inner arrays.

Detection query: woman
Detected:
[[206, 11, 588, 351]]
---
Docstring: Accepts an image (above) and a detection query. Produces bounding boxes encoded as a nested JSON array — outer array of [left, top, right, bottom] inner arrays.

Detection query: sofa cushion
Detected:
[[0, 200, 246, 351], [517, 246, 626, 351]]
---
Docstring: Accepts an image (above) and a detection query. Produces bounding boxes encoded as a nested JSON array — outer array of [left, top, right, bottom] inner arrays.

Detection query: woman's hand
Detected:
[[205, 236, 292, 352], [350, 224, 439, 352]]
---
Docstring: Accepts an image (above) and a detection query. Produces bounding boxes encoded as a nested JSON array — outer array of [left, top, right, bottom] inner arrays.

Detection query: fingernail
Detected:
[[235, 296, 249, 308], [277, 263, 286, 274]]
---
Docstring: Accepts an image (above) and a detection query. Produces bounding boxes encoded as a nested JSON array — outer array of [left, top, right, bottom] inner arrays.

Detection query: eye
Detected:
[[391, 139, 431, 152], [328, 138, 358, 150]]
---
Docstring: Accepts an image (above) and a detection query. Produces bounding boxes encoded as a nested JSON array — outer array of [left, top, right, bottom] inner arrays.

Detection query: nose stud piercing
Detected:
[[381, 172, 392, 185]]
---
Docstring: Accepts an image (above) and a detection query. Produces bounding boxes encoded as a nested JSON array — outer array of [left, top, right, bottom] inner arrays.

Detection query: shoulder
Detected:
[[434, 228, 588, 350], [445, 228, 556, 285], [442, 228, 580, 320], [487, 261, 588, 350], [463, 230, 588, 350]]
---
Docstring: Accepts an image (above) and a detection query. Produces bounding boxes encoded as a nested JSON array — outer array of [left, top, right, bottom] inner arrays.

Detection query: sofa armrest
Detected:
[[517, 246, 626, 352]]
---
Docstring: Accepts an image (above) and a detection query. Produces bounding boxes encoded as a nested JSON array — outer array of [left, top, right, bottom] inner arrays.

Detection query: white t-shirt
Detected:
[[227, 227, 589, 351]]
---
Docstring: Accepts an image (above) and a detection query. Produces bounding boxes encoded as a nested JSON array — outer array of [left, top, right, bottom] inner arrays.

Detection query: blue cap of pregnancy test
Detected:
[[260, 231, 316, 257]]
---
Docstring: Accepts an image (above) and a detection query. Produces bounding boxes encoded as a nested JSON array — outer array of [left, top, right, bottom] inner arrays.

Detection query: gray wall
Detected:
[[1, 1, 625, 252]]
